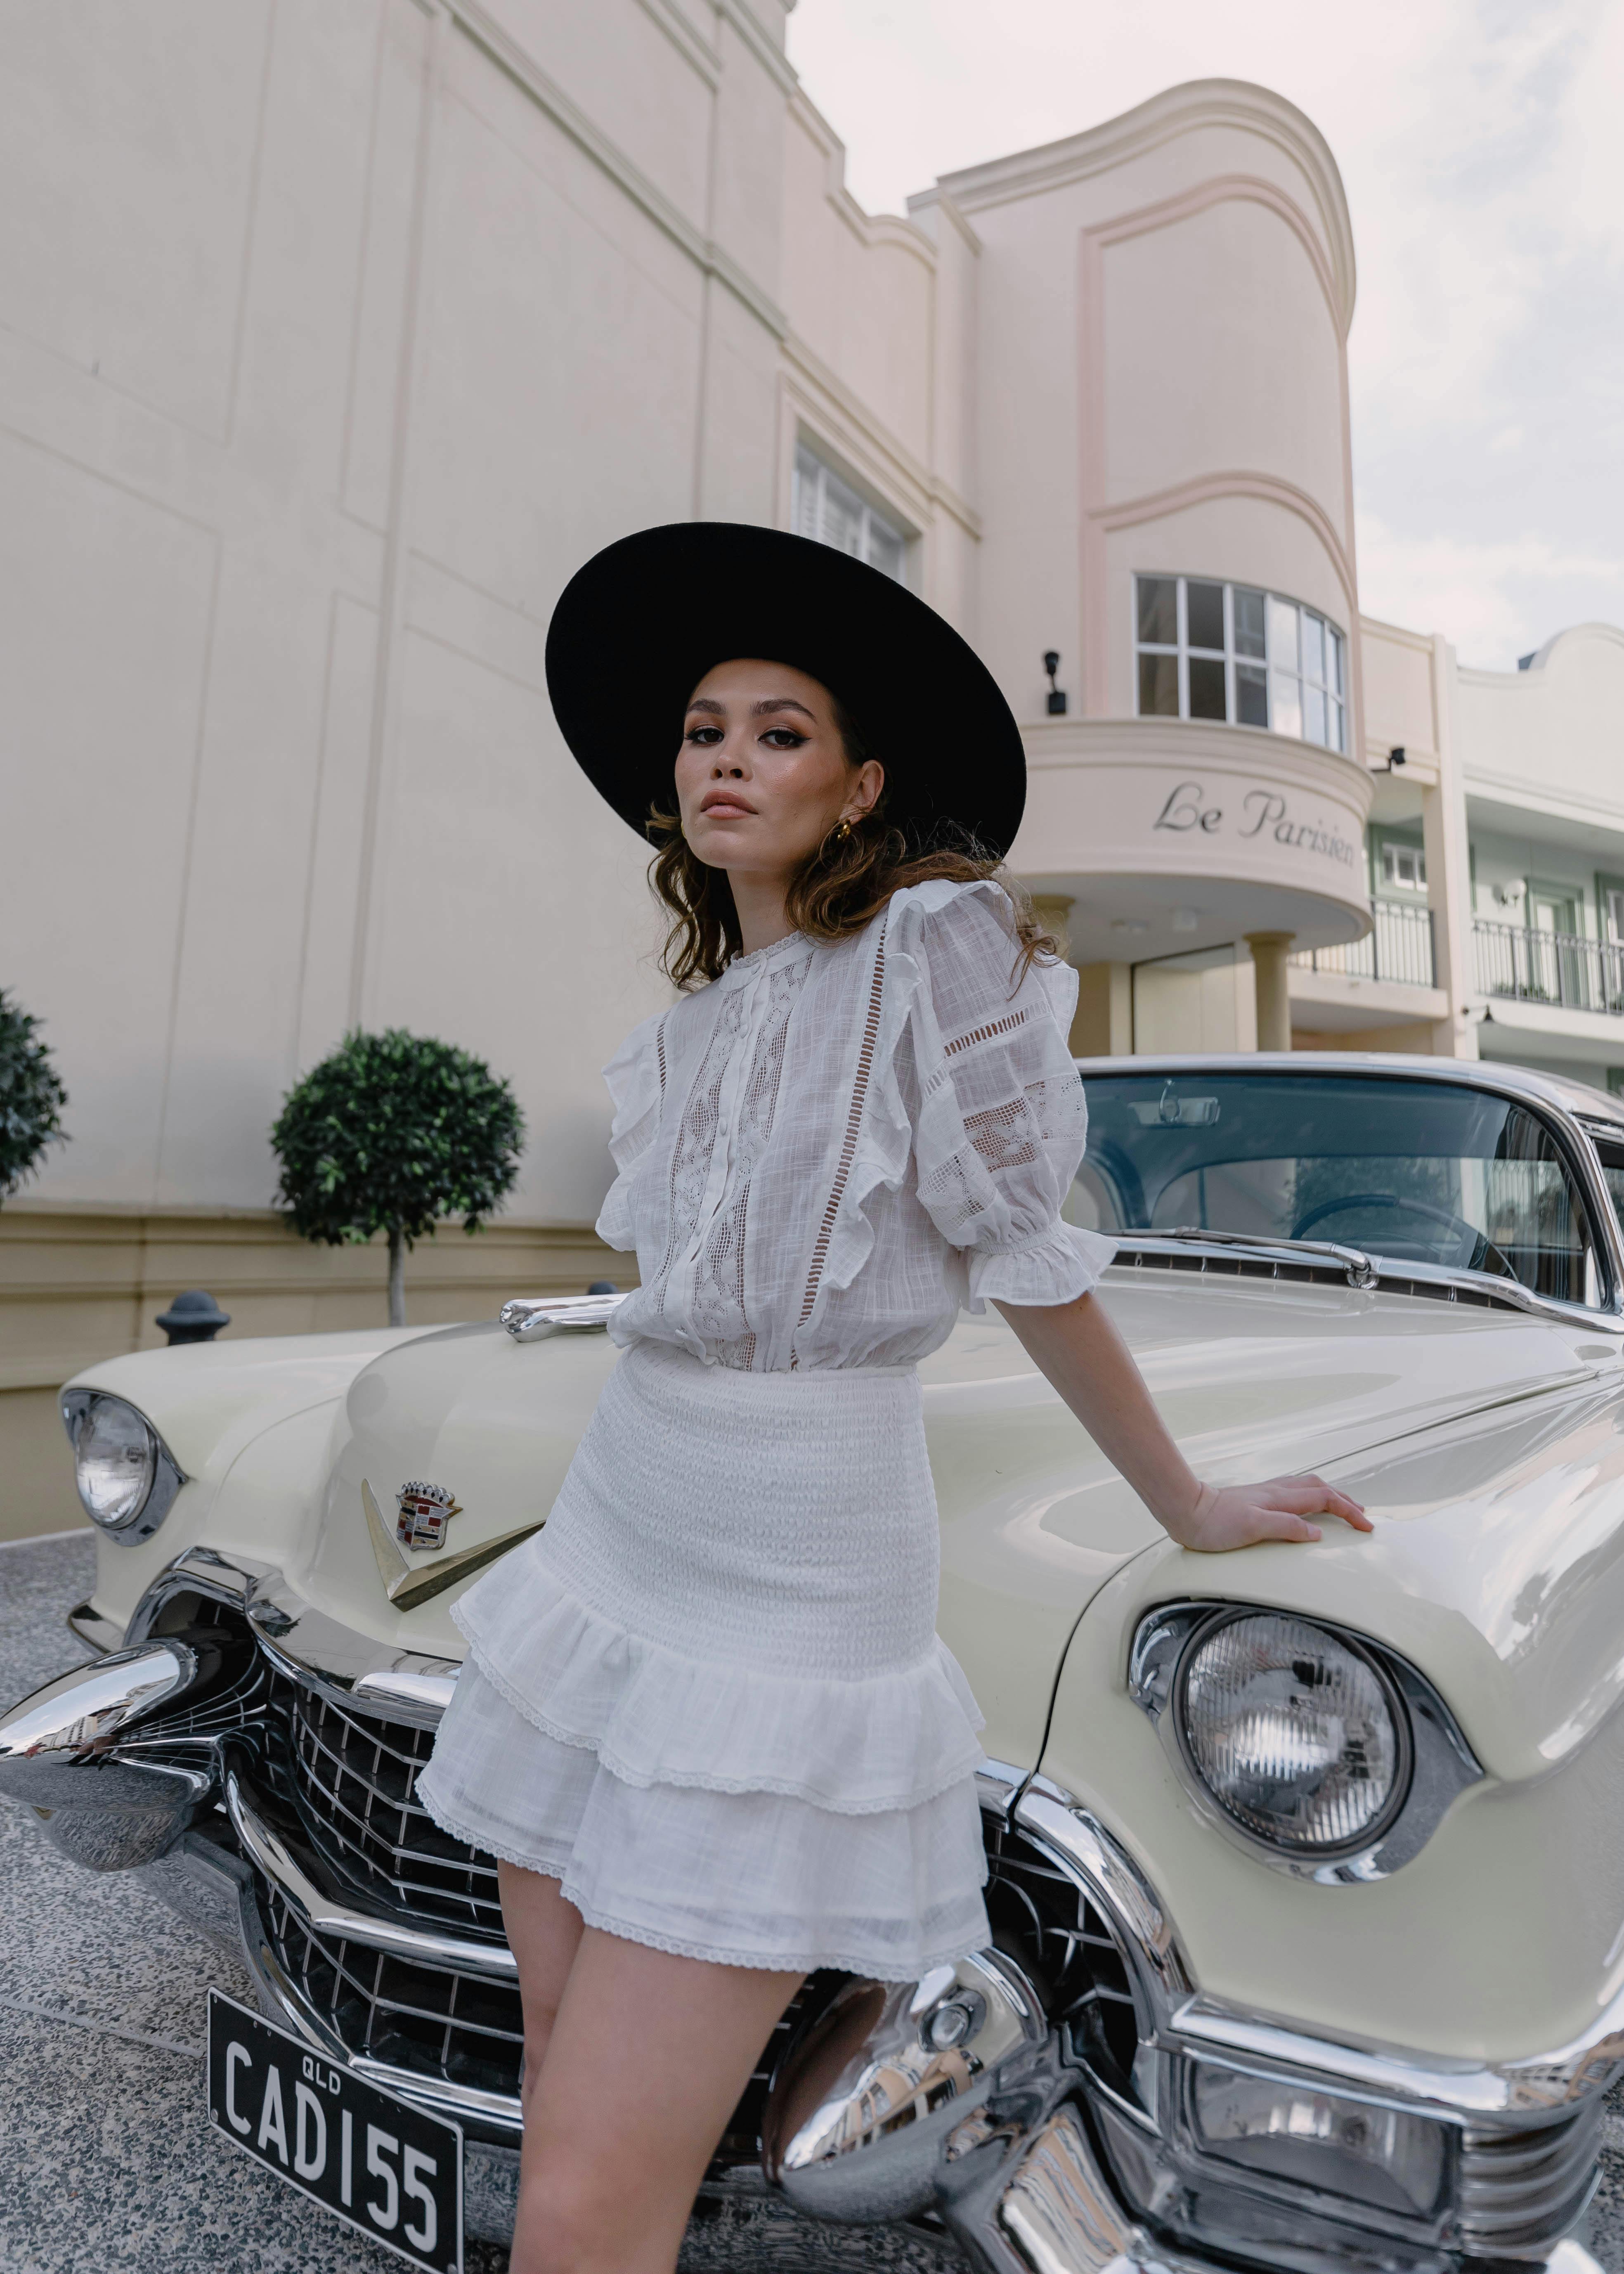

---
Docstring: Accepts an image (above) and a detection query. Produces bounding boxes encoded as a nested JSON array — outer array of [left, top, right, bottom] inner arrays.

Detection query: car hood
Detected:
[[291, 1272, 1613, 1768]]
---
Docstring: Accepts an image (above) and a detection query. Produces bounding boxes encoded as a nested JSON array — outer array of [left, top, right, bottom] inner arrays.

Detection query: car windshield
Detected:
[[1066, 1072, 1598, 1306]]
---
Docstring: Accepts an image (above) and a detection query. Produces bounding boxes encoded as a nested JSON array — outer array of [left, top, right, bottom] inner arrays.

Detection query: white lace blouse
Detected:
[[595, 878, 1116, 1372]]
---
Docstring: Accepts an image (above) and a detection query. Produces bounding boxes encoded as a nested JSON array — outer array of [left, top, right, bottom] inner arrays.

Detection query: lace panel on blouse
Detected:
[[657, 952, 813, 1367], [697, 958, 809, 1367]]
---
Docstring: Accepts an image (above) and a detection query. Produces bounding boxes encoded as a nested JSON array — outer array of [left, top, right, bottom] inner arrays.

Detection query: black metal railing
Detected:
[[1473, 919, 1624, 1016], [1291, 898, 1435, 988]]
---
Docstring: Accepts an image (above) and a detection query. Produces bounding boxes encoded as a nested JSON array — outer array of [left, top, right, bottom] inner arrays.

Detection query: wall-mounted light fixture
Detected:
[[1043, 651, 1068, 716], [1372, 745, 1407, 774]]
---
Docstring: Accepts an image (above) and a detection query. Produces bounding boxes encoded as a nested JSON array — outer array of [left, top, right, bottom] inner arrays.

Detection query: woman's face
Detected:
[[675, 658, 884, 878]]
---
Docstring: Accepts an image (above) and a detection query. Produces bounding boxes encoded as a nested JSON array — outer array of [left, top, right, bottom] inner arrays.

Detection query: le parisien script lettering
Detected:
[[1152, 781, 1357, 870]]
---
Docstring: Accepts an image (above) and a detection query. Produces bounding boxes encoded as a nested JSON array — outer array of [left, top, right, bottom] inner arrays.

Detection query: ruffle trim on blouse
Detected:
[[450, 1574, 986, 1817], [812, 880, 1099, 1316], [593, 1006, 669, 1250], [964, 1221, 1118, 1313]]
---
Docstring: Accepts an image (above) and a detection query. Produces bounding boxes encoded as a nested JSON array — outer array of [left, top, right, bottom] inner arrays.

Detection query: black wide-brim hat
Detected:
[[545, 522, 1027, 859]]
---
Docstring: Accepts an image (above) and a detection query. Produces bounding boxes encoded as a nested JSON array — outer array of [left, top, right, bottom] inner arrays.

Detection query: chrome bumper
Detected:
[[2, 1553, 1615, 2274]]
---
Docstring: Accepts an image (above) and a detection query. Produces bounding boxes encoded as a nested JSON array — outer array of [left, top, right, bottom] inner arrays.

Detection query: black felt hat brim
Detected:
[[545, 522, 1027, 859]]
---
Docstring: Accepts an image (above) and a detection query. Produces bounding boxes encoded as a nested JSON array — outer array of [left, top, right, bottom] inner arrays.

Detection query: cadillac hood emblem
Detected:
[[396, 1480, 462, 1552]]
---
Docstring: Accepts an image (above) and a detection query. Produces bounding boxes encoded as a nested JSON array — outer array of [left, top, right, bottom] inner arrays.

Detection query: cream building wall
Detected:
[[1289, 618, 1624, 1088], [3, 16, 1389, 1531]]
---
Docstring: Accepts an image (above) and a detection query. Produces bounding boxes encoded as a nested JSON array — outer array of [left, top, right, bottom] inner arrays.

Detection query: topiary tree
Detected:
[[0, 989, 68, 1201], [271, 1029, 525, 1326]]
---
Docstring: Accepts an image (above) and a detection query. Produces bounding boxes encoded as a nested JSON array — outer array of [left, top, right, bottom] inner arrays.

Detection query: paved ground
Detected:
[[2, 1532, 1622, 2273]]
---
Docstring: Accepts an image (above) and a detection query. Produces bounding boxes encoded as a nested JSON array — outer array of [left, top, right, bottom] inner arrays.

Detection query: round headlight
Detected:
[[73, 1395, 157, 1530], [1177, 1612, 1409, 1855]]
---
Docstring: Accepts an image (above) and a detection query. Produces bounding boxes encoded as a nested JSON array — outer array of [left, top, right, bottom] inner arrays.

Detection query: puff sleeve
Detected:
[[889, 882, 1115, 1312], [593, 1007, 669, 1252]]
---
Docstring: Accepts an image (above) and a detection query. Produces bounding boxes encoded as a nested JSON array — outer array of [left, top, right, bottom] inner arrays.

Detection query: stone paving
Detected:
[[1, 1531, 1621, 2272]]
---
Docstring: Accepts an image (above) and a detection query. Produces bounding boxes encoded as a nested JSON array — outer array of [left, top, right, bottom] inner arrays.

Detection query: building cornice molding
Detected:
[[787, 90, 938, 267], [715, 0, 800, 95], [1462, 767, 1624, 837], [1090, 468, 1357, 619], [903, 185, 984, 256], [1459, 621, 1624, 686], [780, 331, 982, 539], [1360, 613, 1440, 657], [1020, 712, 1373, 806], [1086, 172, 1346, 342], [449, 0, 787, 338], [935, 78, 1355, 328], [629, 0, 721, 89]]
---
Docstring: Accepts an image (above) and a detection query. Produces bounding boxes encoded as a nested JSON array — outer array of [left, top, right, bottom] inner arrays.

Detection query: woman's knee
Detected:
[[511, 2159, 664, 2274]]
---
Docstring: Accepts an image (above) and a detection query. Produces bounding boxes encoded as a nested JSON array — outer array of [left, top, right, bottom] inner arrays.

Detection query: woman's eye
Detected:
[[685, 725, 724, 745], [761, 729, 807, 749]]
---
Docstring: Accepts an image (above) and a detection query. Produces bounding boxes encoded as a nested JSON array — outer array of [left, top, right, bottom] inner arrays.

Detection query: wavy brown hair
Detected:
[[647, 703, 1056, 991]]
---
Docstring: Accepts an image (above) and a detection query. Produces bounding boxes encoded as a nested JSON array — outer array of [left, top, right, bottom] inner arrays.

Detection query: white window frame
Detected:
[[1133, 573, 1346, 754], [792, 439, 910, 584]]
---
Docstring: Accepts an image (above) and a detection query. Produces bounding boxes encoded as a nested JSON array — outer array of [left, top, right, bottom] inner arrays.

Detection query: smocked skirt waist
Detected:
[[446, 1335, 983, 1819]]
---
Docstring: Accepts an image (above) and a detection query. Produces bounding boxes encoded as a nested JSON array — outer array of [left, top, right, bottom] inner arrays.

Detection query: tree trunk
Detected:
[[387, 1226, 407, 1328]]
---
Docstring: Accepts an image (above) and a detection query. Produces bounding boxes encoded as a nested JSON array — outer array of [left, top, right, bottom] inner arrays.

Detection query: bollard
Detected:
[[155, 1290, 231, 1346]]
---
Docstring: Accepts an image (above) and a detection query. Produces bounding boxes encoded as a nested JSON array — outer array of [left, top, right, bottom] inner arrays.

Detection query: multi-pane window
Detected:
[[793, 442, 907, 582], [1135, 575, 1346, 754], [1380, 842, 1426, 892]]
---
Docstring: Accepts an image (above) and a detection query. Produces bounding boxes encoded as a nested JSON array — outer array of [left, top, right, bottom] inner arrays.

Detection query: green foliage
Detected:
[[271, 1029, 525, 1250], [0, 989, 68, 1202]]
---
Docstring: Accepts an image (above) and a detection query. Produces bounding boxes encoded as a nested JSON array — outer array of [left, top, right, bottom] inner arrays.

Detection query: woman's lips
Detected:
[[700, 797, 756, 816]]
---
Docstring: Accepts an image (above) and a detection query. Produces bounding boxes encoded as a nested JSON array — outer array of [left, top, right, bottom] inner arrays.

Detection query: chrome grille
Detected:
[[1459, 2101, 1601, 2253], [290, 1682, 504, 1936], [983, 1811, 1141, 2099], [264, 1884, 523, 2100]]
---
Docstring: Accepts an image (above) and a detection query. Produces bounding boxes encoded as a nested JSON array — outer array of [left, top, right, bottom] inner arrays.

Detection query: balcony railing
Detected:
[[1291, 898, 1435, 988], [1473, 918, 1624, 1017]]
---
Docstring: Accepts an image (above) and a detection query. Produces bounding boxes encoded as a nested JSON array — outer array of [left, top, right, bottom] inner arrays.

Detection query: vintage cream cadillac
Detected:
[[7, 1052, 1624, 2274]]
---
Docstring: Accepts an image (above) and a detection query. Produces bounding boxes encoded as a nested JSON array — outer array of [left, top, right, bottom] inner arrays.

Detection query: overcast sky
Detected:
[[785, 0, 1624, 671]]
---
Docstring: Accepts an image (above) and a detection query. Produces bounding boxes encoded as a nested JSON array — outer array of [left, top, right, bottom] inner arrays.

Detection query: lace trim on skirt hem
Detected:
[[454, 1623, 983, 1815], [448, 1579, 986, 1817], [416, 1777, 988, 1983]]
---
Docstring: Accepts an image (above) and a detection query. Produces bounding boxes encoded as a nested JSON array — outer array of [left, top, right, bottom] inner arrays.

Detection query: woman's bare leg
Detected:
[[501, 1905, 801, 2274], [500, 1860, 586, 2087]]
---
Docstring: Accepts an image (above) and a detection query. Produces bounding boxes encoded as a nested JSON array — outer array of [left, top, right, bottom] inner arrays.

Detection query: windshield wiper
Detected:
[[1125, 1225, 1380, 1292]]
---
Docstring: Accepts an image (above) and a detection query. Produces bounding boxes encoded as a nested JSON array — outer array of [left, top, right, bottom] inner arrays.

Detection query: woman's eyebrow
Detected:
[[683, 694, 816, 720]]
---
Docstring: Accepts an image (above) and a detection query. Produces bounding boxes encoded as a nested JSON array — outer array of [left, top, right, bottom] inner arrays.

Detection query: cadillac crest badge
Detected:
[[395, 1479, 462, 1552]]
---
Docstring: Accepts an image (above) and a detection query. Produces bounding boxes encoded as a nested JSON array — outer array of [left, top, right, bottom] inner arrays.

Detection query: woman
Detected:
[[417, 523, 1369, 2274]]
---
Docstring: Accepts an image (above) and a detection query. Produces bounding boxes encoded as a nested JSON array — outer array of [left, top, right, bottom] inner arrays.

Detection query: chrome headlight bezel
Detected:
[[1128, 1602, 1483, 1884], [60, 1389, 186, 1544]]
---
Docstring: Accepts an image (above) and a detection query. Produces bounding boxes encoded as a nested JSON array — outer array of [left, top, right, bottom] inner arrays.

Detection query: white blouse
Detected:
[[596, 878, 1115, 1372]]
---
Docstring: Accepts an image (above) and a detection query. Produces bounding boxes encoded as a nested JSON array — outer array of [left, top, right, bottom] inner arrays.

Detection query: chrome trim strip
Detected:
[[1155, 1225, 1379, 1290], [60, 1387, 189, 1546], [1012, 1789, 1192, 2008], [1112, 1232, 1622, 1332], [235, 1872, 525, 2138], [224, 1765, 517, 1981], [1025, 1777, 1624, 2125]]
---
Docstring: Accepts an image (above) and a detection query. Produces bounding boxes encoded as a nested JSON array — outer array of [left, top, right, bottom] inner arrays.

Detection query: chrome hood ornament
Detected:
[[395, 1479, 461, 1551], [361, 1479, 542, 1612]]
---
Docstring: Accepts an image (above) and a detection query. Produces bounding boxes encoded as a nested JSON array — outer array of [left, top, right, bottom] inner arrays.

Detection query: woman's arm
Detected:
[[994, 1289, 1371, 1552]]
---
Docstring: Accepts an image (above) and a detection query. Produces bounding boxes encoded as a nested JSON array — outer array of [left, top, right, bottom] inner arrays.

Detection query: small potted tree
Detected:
[[0, 989, 68, 1202], [272, 1030, 525, 1326]]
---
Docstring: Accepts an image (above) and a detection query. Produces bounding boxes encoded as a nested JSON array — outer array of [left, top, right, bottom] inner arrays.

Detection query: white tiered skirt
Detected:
[[415, 1337, 990, 1978]]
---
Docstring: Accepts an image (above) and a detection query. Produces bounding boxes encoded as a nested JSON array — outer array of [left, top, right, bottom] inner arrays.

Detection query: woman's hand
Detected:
[[993, 1290, 1371, 1552], [1162, 1474, 1371, 1552]]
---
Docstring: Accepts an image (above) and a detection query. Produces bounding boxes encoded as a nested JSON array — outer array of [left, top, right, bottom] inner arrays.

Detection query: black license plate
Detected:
[[207, 1990, 463, 2273]]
